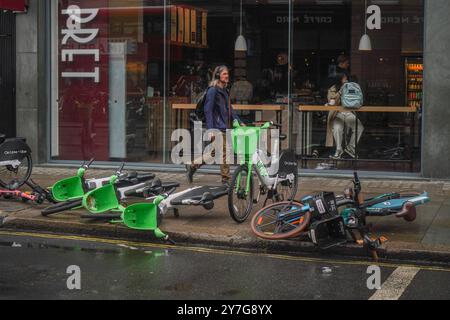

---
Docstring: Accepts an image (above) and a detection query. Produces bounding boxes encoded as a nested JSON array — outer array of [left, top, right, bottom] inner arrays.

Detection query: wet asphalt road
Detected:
[[0, 231, 449, 300]]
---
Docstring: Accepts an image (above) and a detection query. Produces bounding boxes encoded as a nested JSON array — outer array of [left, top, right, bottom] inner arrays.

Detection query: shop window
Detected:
[[52, 0, 166, 162], [293, 0, 424, 173], [167, 0, 292, 163], [50, 0, 425, 174]]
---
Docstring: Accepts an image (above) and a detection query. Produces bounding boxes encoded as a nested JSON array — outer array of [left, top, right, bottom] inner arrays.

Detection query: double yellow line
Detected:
[[1, 230, 449, 273]]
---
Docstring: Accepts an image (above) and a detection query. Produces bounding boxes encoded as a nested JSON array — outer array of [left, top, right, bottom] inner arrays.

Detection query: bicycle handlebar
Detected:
[[234, 121, 278, 129], [82, 158, 95, 169], [115, 163, 125, 176]]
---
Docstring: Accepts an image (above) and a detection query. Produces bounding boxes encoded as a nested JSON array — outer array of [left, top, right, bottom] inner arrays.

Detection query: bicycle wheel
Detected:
[[251, 201, 311, 240], [276, 170, 299, 202], [228, 165, 254, 223], [0, 155, 32, 189], [41, 199, 82, 216]]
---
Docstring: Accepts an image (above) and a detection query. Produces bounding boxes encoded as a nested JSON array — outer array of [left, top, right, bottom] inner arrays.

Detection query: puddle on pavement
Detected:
[[0, 200, 29, 212], [0, 238, 171, 260]]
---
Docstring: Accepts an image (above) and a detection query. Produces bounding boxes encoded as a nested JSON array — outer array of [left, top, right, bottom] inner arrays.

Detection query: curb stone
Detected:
[[2, 216, 450, 265]]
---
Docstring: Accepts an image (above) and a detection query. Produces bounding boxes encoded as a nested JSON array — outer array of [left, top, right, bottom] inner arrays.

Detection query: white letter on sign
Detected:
[[62, 49, 100, 62], [62, 67, 100, 83], [61, 5, 99, 44]]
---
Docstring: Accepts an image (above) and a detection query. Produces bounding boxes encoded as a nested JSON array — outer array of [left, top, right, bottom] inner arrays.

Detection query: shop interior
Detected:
[[78, 0, 424, 173]]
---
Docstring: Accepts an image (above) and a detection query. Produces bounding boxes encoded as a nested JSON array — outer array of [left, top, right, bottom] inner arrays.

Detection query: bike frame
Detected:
[[236, 138, 295, 199], [156, 186, 212, 215]]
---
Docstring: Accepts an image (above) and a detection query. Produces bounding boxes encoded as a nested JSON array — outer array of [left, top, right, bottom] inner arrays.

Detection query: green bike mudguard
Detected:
[[51, 176, 85, 202], [82, 184, 120, 214], [122, 202, 166, 239]]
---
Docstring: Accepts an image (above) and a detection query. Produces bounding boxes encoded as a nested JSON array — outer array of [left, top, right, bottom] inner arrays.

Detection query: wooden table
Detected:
[[172, 103, 286, 127], [298, 105, 417, 113], [297, 105, 418, 171]]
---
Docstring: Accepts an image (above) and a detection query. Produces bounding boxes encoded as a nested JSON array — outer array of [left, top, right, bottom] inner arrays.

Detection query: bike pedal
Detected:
[[379, 236, 388, 244]]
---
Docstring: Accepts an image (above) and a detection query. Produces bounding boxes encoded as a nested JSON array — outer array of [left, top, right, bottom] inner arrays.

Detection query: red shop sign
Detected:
[[0, 0, 25, 11], [58, 1, 109, 161]]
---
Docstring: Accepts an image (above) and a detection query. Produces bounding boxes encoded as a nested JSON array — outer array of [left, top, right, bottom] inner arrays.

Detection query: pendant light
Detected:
[[359, 0, 372, 51], [235, 0, 247, 52]]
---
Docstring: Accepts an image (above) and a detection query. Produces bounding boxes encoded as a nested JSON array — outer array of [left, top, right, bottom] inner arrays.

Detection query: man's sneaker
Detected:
[[330, 150, 344, 160], [185, 164, 197, 184], [221, 178, 231, 187], [344, 147, 356, 159]]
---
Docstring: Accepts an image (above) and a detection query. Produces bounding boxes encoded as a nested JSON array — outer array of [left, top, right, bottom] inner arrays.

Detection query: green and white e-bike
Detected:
[[228, 121, 298, 223]]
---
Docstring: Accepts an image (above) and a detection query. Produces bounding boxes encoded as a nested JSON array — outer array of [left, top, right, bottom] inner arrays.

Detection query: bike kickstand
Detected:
[[165, 236, 176, 245]]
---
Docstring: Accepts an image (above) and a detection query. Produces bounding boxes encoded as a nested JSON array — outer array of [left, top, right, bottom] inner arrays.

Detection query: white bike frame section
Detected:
[[251, 140, 296, 200], [0, 160, 21, 168], [150, 186, 221, 216]]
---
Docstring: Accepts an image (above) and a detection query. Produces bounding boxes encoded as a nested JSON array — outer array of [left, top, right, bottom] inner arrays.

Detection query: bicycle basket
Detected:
[[123, 203, 158, 231], [309, 216, 347, 249], [82, 184, 120, 214], [306, 192, 338, 220], [51, 176, 85, 202], [232, 126, 263, 158]]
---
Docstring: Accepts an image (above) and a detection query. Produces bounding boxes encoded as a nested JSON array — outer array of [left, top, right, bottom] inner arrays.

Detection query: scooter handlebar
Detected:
[[115, 163, 125, 176]]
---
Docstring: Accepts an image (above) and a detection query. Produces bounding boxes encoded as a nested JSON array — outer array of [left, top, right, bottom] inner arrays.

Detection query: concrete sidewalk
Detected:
[[1, 166, 450, 263]]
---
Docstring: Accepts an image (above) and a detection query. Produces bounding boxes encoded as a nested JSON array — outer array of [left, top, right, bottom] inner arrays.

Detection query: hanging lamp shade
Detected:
[[235, 34, 248, 52], [358, 34, 372, 51]]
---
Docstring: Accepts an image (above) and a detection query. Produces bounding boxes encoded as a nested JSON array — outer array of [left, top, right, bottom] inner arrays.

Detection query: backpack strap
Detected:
[[228, 91, 232, 129]]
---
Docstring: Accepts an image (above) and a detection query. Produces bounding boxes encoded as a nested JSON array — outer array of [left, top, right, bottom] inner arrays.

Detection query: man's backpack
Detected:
[[341, 82, 364, 109], [191, 88, 210, 123]]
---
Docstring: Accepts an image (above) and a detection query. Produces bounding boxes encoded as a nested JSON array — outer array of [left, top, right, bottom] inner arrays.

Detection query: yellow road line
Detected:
[[1, 230, 449, 273]]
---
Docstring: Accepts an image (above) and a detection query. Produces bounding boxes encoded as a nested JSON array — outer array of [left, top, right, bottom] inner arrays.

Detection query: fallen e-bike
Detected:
[[250, 171, 430, 259], [81, 167, 230, 240], [41, 160, 155, 216]]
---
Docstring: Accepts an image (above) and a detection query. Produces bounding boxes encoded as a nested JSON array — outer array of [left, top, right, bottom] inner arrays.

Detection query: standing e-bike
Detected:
[[228, 121, 298, 223]]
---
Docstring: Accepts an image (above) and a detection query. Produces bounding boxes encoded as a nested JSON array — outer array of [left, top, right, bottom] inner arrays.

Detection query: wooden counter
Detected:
[[298, 105, 417, 113], [172, 103, 285, 111]]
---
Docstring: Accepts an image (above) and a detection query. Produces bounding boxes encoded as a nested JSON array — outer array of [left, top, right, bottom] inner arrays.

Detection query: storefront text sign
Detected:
[[58, 0, 109, 161], [61, 5, 100, 82]]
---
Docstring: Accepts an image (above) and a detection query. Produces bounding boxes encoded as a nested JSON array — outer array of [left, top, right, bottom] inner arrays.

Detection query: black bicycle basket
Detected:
[[306, 192, 339, 220]]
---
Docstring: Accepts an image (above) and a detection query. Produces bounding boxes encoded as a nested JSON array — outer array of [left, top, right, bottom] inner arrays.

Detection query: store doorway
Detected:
[[0, 10, 16, 137]]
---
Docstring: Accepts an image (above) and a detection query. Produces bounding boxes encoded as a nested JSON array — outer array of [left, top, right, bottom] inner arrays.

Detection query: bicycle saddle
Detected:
[[395, 202, 417, 222], [151, 178, 162, 188], [200, 192, 214, 203], [118, 172, 155, 185], [127, 171, 138, 179], [161, 182, 180, 189], [199, 192, 215, 210]]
